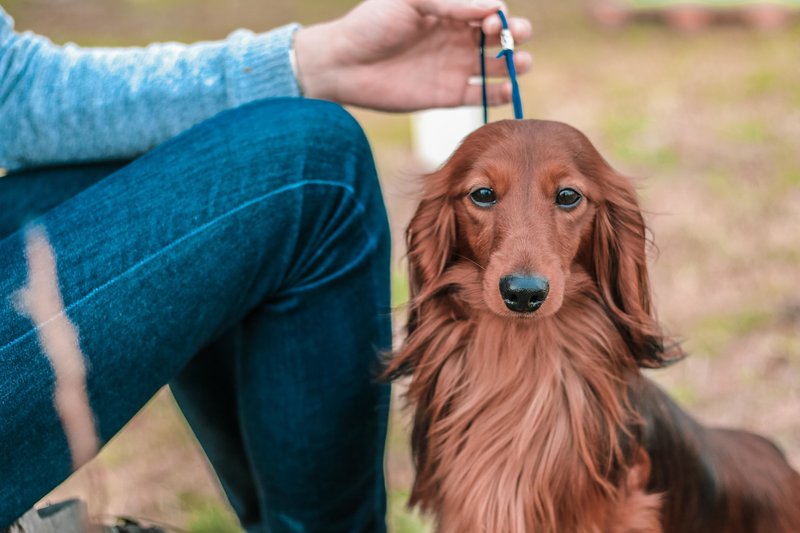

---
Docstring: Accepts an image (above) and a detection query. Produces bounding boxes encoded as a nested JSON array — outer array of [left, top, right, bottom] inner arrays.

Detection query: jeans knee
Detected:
[[211, 98, 381, 203], [221, 98, 368, 165], [266, 98, 368, 154], [186, 98, 388, 273]]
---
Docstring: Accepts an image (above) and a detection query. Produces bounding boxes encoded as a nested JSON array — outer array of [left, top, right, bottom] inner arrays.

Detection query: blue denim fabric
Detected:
[[0, 98, 392, 533]]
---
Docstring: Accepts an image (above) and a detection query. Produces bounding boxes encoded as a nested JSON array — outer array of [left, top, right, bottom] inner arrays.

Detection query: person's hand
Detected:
[[293, 0, 532, 112]]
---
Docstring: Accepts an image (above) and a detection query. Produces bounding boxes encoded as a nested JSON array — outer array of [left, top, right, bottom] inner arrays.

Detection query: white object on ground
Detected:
[[412, 107, 483, 171]]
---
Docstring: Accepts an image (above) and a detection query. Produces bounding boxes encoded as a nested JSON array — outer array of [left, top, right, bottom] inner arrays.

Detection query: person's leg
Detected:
[[232, 226, 391, 533], [0, 161, 127, 238], [0, 98, 391, 532], [170, 327, 265, 530], [0, 156, 387, 533], [1, 165, 268, 530]]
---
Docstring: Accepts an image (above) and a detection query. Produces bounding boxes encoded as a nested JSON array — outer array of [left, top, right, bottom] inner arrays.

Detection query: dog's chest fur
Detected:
[[409, 273, 660, 532]]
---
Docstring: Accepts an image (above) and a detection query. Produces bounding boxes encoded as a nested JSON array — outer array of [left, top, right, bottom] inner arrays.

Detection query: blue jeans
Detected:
[[0, 98, 391, 532]]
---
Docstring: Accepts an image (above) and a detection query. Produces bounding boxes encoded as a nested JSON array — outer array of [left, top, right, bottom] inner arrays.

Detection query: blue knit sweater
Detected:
[[0, 5, 301, 171]]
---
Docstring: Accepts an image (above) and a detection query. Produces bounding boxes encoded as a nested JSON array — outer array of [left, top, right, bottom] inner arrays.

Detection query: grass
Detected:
[[389, 490, 432, 533], [180, 492, 241, 533], [666, 382, 698, 406], [13, 0, 799, 530], [392, 271, 410, 308], [600, 112, 681, 169], [687, 307, 774, 357]]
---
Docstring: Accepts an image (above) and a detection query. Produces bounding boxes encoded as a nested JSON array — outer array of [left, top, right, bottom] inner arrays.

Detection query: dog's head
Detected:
[[407, 119, 676, 367]]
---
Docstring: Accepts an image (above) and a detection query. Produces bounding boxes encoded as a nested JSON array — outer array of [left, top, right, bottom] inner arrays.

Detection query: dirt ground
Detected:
[[6, 1, 798, 531]]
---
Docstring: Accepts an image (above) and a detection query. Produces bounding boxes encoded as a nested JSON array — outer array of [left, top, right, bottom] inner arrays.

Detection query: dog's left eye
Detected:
[[556, 188, 582, 209], [469, 187, 497, 207]]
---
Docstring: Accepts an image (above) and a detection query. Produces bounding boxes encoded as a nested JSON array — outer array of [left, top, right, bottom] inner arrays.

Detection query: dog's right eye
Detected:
[[556, 188, 582, 209], [469, 187, 497, 207]]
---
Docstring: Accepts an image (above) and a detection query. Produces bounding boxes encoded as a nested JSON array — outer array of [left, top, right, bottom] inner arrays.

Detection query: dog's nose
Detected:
[[499, 274, 549, 313]]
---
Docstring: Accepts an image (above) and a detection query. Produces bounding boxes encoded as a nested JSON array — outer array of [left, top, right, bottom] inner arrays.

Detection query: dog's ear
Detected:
[[406, 162, 456, 352], [382, 168, 457, 380], [405, 168, 457, 327], [591, 170, 682, 368]]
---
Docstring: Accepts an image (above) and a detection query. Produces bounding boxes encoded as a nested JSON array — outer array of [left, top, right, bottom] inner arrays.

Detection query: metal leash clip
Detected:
[[480, 9, 523, 123], [500, 27, 515, 52]]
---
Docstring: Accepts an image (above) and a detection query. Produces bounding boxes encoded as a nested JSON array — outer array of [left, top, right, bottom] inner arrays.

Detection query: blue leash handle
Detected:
[[480, 9, 523, 123]]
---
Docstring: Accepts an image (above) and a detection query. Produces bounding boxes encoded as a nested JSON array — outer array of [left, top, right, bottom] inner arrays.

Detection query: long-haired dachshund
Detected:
[[385, 120, 800, 533]]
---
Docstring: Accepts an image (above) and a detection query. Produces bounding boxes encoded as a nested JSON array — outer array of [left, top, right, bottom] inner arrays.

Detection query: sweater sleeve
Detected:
[[0, 6, 301, 171]]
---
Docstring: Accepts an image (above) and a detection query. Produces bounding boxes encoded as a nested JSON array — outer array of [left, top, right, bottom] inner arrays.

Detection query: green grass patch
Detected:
[[774, 157, 800, 189], [187, 505, 242, 533], [721, 119, 770, 143], [601, 112, 679, 169], [389, 489, 433, 533], [689, 308, 773, 356], [393, 269, 410, 308], [180, 492, 242, 533], [667, 382, 698, 406], [743, 70, 782, 98]]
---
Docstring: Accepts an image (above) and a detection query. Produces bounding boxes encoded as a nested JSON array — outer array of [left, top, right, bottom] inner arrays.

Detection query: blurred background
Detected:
[[4, 0, 799, 531]]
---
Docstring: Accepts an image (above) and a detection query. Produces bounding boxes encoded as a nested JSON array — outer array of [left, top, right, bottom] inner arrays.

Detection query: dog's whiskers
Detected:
[[455, 254, 486, 272]]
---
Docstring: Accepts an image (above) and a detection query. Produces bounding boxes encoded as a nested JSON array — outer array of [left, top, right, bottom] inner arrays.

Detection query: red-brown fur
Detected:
[[385, 120, 800, 532]]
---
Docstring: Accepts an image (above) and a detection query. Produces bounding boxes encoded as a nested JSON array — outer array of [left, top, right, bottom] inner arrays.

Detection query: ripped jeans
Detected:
[[0, 98, 391, 532]]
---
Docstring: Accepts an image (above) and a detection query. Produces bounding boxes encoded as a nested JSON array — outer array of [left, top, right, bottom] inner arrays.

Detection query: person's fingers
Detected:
[[410, 0, 508, 22], [462, 80, 513, 106], [475, 50, 533, 77], [482, 16, 532, 45]]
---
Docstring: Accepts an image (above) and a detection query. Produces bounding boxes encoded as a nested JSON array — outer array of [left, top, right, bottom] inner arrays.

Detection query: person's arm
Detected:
[[1, 0, 533, 172], [0, 6, 301, 171]]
